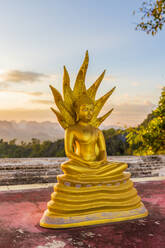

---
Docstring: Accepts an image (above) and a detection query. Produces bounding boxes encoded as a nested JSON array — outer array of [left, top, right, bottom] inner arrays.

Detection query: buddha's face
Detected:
[[78, 103, 94, 122]]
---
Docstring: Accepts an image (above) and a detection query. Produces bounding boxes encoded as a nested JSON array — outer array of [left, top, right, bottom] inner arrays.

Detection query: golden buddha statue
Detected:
[[40, 51, 148, 228]]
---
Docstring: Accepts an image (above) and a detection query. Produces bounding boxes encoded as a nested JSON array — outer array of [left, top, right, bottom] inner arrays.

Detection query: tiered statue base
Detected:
[[40, 203, 148, 229], [40, 160, 148, 229]]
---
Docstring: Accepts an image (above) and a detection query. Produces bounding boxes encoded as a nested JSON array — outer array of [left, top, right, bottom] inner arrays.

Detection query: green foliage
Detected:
[[126, 87, 165, 155], [103, 128, 129, 155], [135, 0, 165, 35], [0, 138, 65, 158]]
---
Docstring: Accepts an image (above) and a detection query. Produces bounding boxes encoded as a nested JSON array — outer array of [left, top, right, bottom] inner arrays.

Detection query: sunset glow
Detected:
[[0, 1, 164, 127]]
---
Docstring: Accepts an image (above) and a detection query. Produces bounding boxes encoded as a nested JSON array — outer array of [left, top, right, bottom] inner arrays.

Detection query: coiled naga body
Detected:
[[40, 51, 148, 228]]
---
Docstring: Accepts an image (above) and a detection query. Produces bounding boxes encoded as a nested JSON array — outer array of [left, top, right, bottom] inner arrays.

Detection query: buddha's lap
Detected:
[[61, 159, 128, 177]]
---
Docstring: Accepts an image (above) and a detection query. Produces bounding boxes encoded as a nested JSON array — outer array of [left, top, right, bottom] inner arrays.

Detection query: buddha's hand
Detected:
[[86, 159, 106, 167], [67, 153, 106, 166]]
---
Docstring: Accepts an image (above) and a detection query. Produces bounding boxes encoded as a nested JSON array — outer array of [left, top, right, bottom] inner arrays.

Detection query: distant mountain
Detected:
[[0, 121, 122, 144], [0, 120, 64, 143]]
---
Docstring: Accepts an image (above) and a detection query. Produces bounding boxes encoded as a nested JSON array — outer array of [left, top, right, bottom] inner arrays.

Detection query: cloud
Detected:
[[26, 91, 44, 96], [31, 99, 53, 105], [0, 70, 47, 83], [0, 82, 10, 88], [131, 82, 140, 87], [104, 75, 117, 82], [0, 108, 57, 122], [0, 89, 43, 96], [156, 84, 164, 89], [114, 101, 155, 114], [102, 100, 156, 127]]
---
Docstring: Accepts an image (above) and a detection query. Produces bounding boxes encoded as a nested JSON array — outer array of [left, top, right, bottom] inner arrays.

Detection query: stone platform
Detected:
[[0, 177, 165, 248], [0, 155, 165, 185]]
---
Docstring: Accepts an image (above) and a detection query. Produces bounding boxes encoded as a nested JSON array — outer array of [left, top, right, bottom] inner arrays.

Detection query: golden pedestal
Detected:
[[40, 161, 148, 229], [40, 205, 147, 229]]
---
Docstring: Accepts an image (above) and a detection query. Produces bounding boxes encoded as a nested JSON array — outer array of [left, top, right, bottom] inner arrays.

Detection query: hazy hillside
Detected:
[[0, 121, 64, 143], [0, 121, 122, 143]]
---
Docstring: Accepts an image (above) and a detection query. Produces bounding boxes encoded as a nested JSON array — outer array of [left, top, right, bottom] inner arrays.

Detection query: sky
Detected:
[[0, 0, 164, 127]]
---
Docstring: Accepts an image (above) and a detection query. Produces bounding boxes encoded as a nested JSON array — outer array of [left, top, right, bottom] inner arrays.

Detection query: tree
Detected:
[[126, 87, 165, 155], [135, 0, 165, 35], [103, 128, 129, 155]]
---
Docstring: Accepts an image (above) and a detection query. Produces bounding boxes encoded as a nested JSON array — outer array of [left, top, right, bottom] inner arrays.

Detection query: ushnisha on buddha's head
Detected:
[[74, 93, 94, 122]]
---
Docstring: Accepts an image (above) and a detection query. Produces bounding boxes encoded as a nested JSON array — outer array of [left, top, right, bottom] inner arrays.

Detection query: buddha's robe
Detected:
[[40, 159, 148, 228]]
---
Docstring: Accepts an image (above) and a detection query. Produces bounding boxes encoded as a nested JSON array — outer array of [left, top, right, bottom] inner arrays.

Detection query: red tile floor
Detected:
[[0, 180, 165, 248]]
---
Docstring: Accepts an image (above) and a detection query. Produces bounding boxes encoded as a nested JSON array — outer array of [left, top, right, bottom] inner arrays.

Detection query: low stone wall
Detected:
[[0, 155, 164, 186]]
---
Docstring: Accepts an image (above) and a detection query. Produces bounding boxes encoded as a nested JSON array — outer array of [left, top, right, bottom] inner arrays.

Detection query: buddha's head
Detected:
[[74, 93, 94, 122]]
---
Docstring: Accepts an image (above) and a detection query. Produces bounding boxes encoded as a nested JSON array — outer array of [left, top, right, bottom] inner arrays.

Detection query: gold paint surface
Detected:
[[40, 52, 148, 228]]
